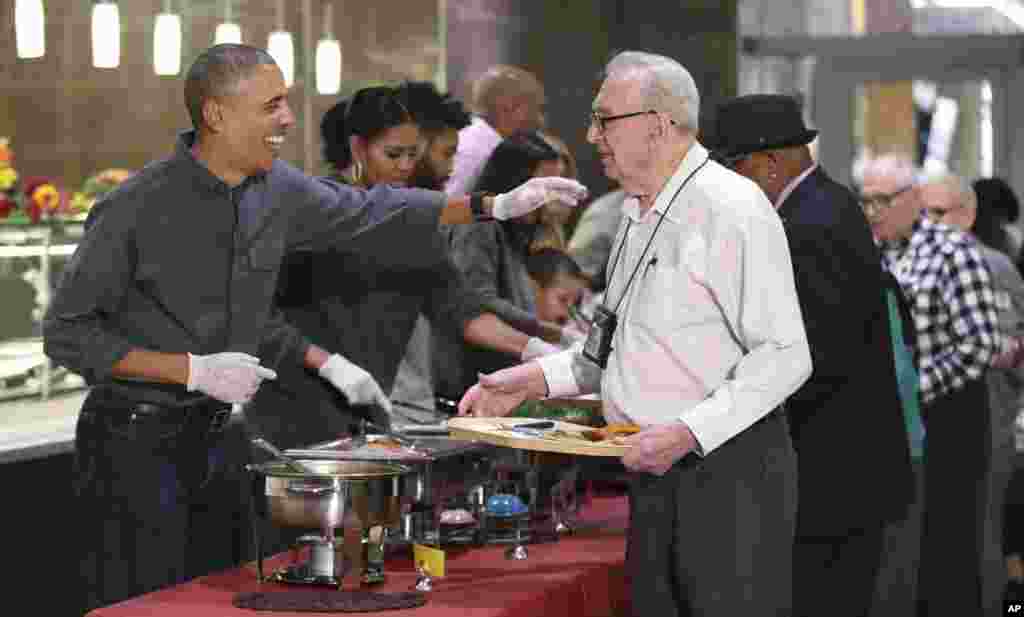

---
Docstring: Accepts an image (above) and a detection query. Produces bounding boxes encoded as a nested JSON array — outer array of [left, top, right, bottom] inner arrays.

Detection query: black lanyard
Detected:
[[604, 156, 709, 315]]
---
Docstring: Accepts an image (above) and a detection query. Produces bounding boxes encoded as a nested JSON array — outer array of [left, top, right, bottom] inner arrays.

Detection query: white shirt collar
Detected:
[[621, 142, 709, 224], [775, 163, 818, 210]]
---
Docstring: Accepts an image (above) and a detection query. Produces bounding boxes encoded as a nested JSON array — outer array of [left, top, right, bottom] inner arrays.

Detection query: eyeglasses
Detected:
[[922, 205, 962, 222], [589, 110, 655, 134], [858, 185, 913, 218]]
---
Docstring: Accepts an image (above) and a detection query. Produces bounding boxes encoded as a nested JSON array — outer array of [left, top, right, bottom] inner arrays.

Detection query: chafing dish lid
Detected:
[[250, 459, 409, 479]]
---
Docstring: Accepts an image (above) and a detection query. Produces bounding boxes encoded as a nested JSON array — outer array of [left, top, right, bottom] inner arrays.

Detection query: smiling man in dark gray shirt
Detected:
[[43, 44, 585, 613]]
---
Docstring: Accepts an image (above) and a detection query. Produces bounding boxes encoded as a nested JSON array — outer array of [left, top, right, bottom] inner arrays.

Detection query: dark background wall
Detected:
[[447, 0, 739, 199]]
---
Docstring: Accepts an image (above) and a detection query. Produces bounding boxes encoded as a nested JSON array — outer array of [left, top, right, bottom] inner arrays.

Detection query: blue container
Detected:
[[486, 493, 528, 516]]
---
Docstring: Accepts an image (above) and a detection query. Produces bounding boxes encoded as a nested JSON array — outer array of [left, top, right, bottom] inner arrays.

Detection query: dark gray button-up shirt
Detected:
[[43, 132, 446, 388]]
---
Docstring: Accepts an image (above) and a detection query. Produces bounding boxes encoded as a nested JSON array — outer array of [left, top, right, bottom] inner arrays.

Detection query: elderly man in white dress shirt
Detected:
[[458, 51, 812, 616]]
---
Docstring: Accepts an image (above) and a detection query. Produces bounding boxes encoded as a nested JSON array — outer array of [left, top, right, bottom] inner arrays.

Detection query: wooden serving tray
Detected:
[[447, 417, 631, 457]]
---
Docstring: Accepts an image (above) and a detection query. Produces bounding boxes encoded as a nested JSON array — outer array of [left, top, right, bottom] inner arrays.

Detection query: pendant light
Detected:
[[214, 0, 242, 45], [153, 0, 182, 76], [266, 0, 294, 87], [15, 0, 46, 59], [91, 1, 120, 69], [315, 2, 342, 95]]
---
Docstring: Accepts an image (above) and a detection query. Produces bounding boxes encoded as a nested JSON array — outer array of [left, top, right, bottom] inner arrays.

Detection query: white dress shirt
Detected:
[[774, 162, 818, 210], [538, 142, 812, 454], [444, 116, 503, 196]]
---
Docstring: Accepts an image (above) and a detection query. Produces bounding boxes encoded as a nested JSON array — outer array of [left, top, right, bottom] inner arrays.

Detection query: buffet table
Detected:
[[86, 493, 631, 617]]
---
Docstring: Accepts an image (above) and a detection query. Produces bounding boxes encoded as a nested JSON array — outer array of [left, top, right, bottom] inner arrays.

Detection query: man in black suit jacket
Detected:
[[712, 94, 915, 617]]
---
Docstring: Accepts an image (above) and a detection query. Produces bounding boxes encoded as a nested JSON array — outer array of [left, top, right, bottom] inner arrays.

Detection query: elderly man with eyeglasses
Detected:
[[458, 51, 813, 616], [860, 155, 1001, 617]]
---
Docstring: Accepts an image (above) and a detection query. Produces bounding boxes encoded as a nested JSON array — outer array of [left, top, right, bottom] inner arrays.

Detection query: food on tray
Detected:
[[509, 399, 604, 427], [365, 437, 406, 450], [541, 423, 640, 444], [581, 424, 642, 442]]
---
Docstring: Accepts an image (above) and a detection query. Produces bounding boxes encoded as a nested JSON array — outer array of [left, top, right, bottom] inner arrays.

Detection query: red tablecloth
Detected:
[[87, 495, 630, 617]]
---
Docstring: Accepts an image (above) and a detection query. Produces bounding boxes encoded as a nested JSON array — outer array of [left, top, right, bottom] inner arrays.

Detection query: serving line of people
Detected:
[[42, 44, 586, 615], [246, 82, 580, 447], [457, 53, 1009, 617], [42, 37, 1009, 617]]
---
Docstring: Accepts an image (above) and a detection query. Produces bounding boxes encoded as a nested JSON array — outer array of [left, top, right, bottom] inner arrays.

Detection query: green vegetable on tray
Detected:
[[509, 399, 605, 427]]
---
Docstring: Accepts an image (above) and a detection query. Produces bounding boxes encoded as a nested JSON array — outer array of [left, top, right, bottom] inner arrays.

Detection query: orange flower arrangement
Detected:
[[0, 138, 12, 167], [69, 168, 134, 216], [22, 178, 63, 222], [0, 137, 132, 224]]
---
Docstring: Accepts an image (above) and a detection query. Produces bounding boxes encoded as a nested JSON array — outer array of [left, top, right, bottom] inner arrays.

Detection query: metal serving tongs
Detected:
[[501, 420, 556, 438], [250, 436, 323, 475], [350, 404, 420, 452], [232, 403, 323, 475]]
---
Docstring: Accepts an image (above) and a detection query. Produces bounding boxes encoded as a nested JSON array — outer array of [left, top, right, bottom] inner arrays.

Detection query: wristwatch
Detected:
[[470, 192, 494, 221]]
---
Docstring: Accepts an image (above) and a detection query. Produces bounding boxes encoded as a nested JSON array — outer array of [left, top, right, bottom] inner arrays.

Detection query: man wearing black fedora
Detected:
[[712, 94, 915, 617]]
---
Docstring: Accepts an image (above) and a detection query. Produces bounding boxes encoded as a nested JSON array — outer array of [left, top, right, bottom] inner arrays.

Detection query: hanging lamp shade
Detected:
[[315, 38, 342, 95], [315, 3, 341, 95], [214, 0, 242, 45], [215, 22, 242, 45], [91, 1, 120, 69], [15, 0, 46, 59], [154, 13, 182, 75], [267, 31, 295, 87]]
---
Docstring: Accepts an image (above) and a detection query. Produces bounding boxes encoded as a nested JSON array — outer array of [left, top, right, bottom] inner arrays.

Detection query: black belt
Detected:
[[122, 402, 233, 434], [86, 388, 234, 437]]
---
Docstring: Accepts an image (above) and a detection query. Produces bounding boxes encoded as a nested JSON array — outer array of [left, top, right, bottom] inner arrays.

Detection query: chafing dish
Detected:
[[285, 433, 497, 580], [246, 459, 410, 586]]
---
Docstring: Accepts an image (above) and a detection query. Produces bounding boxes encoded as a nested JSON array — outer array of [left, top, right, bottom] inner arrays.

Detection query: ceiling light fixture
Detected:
[[214, 0, 242, 45], [15, 0, 46, 59], [154, 0, 182, 76], [315, 2, 342, 95], [267, 0, 294, 87], [91, 1, 120, 69]]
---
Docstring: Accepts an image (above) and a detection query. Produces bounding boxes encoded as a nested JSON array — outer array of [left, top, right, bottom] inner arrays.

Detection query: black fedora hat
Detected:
[[711, 94, 818, 161]]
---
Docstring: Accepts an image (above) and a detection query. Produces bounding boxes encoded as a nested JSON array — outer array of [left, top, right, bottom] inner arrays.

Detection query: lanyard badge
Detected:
[[582, 157, 708, 371], [582, 305, 617, 369]]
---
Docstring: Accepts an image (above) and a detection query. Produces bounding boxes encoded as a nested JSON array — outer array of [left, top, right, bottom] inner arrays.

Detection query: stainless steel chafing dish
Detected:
[[285, 427, 497, 580], [286, 430, 497, 541], [246, 458, 410, 586]]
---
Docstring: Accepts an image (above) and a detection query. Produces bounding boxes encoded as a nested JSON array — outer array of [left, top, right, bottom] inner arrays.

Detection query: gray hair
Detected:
[[185, 44, 277, 130], [923, 171, 978, 212], [856, 153, 919, 189], [604, 51, 700, 131]]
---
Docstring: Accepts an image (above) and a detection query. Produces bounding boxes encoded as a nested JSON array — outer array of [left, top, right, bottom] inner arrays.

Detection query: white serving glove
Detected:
[[318, 353, 393, 414], [491, 176, 588, 221], [521, 336, 562, 361], [186, 352, 278, 404]]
